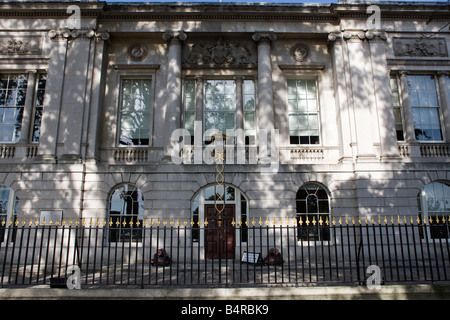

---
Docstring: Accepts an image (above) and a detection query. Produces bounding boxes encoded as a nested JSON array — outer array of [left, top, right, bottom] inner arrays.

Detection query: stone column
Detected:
[[252, 32, 276, 131], [437, 72, 450, 142], [235, 76, 244, 145], [162, 31, 187, 161], [252, 32, 276, 161], [235, 76, 245, 164], [60, 29, 95, 162], [366, 31, 400, 160], [399, 71, 416, 143], [343, 31, 377, 161], [86, 30, 110, 163], [19, 69, 37, 144], [37, 30, 68, 162], [194, 76, 204, 163], [328, 32, 354, 162]]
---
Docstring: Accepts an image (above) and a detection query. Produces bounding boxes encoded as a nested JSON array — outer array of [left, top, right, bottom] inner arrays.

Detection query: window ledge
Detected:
[[0, 143, 39, 160]]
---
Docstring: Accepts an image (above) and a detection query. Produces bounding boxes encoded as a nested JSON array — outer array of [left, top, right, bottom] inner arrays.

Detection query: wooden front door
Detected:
[[205, 204, 235, 259]]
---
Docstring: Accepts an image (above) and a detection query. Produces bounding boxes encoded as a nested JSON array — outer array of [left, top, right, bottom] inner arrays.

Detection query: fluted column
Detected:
[[162, 31, 187, 161]]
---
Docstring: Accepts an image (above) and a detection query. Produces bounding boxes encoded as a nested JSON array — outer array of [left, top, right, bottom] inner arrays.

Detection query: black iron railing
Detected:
[[0, 215, 449, 288]]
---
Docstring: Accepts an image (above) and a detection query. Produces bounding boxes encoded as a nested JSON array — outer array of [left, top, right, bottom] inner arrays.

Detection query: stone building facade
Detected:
[[0, 0, 449, 248]]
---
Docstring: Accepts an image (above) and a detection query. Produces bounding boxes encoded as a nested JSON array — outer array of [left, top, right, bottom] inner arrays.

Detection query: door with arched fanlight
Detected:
[[191, 184, 249, 259]]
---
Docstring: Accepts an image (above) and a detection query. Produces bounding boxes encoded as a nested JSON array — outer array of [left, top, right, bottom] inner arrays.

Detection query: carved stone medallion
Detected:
[[290, 43, 310, 62], [128, 43, 148, 62]]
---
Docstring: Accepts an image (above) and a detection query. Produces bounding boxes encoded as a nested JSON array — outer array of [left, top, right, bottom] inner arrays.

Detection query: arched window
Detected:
[[108, 184, 144, 243], [296, 183, 330, 241], [418, 182, 450, 239], [0, 185, 18, 242]]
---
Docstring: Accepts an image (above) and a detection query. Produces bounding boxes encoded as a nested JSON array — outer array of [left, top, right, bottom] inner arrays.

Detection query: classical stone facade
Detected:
[[0, 1, 449, 243]]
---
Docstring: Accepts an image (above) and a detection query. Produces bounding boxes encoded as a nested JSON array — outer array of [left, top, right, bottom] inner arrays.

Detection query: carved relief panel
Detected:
[[0, 36, 42, 56], [182, 37, 257, 67], [393, 37, 448, 57]]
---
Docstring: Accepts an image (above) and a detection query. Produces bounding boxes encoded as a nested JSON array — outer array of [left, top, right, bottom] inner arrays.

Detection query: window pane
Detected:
[[244, 112, 255, 130], [119, 78, 152, 146], [204, 80, 236, 135], [0, 74, 27, 142], [390, 75, 405, 142], [296, 183, 330, 241], [287, 79, 320, 145], [109, 184, 144, 243]]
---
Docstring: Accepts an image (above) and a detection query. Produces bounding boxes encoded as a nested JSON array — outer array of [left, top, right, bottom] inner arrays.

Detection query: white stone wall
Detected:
[[0, 1, 447, 230]]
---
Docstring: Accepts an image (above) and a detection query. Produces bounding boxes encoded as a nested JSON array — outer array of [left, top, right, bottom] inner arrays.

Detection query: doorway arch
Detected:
[[191, 184, 249, 259]]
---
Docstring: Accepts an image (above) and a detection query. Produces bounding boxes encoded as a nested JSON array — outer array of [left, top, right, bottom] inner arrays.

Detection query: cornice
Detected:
[[0, 2, 448, 23]]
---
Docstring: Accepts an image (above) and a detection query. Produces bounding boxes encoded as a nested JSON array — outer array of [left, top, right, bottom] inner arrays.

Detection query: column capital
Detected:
[[252, 32, 277, 45], [163, 31, 187, 45], [48, 29, 95, 41], [95, 30, 110, 43], [365, 30, 387, 42], [327, 32, 342, 42], [437, 71, 450, 77]]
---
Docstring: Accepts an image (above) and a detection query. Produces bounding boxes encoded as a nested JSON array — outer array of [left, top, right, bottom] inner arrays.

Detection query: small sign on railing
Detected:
[[241, 251, 262, 264]]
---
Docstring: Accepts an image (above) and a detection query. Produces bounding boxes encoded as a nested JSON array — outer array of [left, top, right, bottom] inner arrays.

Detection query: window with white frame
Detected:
[[118, 78, 152, 146], [287, 79, 320, 145], [183, 78, 256, 145], [0, 185, 18, 243], [31, 73, 47, 143], [296, 183, 330, 241], [204, 79, 236, 139], [418, 182, 450, 239], [243, 80, 256, 145], [407, 75, 443, 142], [389, 74, 405, 141], [0, 73, 27, 142], [108, 184, 144, 243]]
